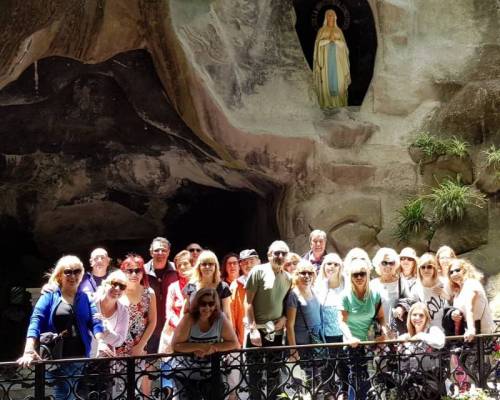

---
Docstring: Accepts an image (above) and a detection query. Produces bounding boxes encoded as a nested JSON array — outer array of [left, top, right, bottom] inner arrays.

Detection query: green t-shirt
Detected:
[[245, 263, 292, 325], [341, 289, 381, 341]]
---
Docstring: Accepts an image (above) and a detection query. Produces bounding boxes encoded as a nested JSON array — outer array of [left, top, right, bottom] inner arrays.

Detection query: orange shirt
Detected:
[[230, 278, 246, 346]]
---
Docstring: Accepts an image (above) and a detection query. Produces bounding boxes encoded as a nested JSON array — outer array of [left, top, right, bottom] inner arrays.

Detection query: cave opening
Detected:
[[293, 0, 377, 106], [162, 182, 281, 259]]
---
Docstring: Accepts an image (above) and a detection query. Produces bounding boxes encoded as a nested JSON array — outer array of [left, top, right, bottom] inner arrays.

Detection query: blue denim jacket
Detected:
[[26, 288, 103, 357]]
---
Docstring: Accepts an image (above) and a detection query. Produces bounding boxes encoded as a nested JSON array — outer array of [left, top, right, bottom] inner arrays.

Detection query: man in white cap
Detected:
[[245, 240, 292, 399]]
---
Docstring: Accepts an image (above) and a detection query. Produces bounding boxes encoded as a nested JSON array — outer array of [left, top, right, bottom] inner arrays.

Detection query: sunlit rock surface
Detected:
[[0, 0, 499, 283]]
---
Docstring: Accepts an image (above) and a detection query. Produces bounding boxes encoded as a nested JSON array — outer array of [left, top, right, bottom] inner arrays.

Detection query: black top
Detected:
[[54, 301, 85, 358]]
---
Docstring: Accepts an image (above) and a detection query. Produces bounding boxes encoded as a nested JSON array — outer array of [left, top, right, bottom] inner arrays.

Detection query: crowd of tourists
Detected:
[[16, 231, 496, 399]]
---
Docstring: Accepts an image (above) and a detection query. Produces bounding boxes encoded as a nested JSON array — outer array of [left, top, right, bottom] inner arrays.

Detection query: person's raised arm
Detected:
[[463, 288, 478, 342]]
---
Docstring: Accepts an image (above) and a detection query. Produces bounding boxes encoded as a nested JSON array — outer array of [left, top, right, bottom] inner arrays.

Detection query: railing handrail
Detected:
[[1, 332, 498, 366]]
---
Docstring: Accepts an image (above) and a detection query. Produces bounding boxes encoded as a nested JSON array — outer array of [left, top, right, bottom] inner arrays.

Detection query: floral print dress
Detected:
[[116, 287, 152, 356]]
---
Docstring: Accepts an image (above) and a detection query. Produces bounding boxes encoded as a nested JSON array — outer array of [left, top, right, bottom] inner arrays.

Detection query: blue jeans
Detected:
[[46, 362, 84, 400], [161, 359, 174, 389], [347, 348, 370, 400]]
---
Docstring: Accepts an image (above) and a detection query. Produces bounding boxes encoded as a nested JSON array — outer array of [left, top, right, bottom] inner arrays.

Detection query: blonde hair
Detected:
[[318, 253, 344, 284], [345, 258, 371, 297], [344, 248, 371, 267], [95, 270, 128, 301], [292, 260, 317, 288], [48, 255, 84, 287], [448, 258, 484, 293], [406, 302, 431, 336], [190, 250, 221, 284], [436, 245, 456, 270], [416, 253, 439, 283], [373, 248, 400, 276]]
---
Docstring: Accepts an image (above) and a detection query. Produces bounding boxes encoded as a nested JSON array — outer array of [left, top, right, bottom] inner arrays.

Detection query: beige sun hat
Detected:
[[399, 247, 418, 261]]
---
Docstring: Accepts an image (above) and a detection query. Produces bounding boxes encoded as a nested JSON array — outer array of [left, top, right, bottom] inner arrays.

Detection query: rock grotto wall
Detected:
[[0, 0, 499, 285]]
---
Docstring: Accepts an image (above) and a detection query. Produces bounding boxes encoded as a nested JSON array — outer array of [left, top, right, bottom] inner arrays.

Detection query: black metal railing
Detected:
[[0, 334, 499, 400]]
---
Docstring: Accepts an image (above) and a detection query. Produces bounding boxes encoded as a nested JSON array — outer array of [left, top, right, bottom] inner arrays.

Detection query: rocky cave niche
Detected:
[[163, 182, 281, 257], [293, 0, 377, 106]]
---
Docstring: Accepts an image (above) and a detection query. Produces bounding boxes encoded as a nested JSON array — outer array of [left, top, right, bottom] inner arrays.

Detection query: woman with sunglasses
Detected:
[[172, 288, 239, 399], [340, 258, 387, 400], [399, 247, 418, 291], [85, 270, 130, 396], [286, 260, 322, 359], [370, 248, 411, 336], [398, 302, 446, 399], [91, 270, 130, 357], [18, 255, 104, 400], [183, 250, 232, 321], [316, 253, 348, 397], [116, 254, 157, 396], [394, 253, 449, 331], [447, 259, 494, 341]]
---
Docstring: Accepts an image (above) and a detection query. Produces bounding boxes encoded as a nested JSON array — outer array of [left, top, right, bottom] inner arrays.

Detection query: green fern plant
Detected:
[[484, 145, 500, 168], [393, 198, 427, 242], [426, 179, 487, 223], [412, 133, 469, 158]]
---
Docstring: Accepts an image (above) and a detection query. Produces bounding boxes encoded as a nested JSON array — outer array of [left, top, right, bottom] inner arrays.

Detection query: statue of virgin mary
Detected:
[[313, 9, 351, 108]]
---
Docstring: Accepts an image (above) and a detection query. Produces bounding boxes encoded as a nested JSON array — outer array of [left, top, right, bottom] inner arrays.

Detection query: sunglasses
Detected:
[[124, 268, 143, 275], [273, 251, 288, 257], [199, 300, 216, 308], [110, 281, 127, 291], [400, 257, 414, 262], [200, 262, 215, 268], [63, 269, 82, 277], [299, 271, 314, 276], [326, 262, 341, 267], [381, 261, 396, 267], [420, 264, 435, 271], [188, 248, 202, 253], [449, 268, 462, 276], [352, 271, 367, 278]]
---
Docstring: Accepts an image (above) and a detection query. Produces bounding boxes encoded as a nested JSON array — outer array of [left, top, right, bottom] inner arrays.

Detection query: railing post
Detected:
[[126, 357, 136, 400], [210, 352, 222, 400], [34, 362, 45, 400], [477, 336, 486, 389]]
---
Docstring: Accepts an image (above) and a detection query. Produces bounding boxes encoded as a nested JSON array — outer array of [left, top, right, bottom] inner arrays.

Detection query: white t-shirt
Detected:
[[410, 282, 447, 328], [453, 279, 494, 334], [370, 279, 399, 324]]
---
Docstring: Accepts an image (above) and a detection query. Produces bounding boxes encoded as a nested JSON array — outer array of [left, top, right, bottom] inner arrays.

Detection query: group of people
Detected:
[[16, 231, 495, 399]]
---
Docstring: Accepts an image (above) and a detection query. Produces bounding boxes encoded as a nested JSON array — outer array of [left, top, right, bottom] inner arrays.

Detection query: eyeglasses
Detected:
[[200, 262, 215, 268], [124, 268, 143, 275], [299, 271, 314, 276], [63, 269, 82, 277], [449, 268, 462, 276], [110, 281, 127, 291], [420, 264, 435, 271], [381, 261, 396, 267], [352, 271, 367, 278], [188, 248, 202, 253], [400, 257, 414, 262], [273, 251, 288, 257], [326, 262, 341, 267], [199, 300, 216, 308]]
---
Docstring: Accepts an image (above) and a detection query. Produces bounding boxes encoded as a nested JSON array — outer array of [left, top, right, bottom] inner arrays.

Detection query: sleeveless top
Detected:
[[116, 287, 151, 356], [174, 314, 223, 380]]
